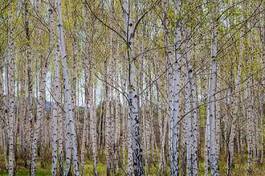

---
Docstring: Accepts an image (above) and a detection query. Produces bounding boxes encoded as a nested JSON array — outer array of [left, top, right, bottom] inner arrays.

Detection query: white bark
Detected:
[[23, 0, 34, 170], [30, 0, 47, 174], [58, 88, 64, 175], [90, 84, 98, 176], [57, 0, 80, 175], [50, 0, 60, 174], [51, 46, 60, 176], [122, 0, 133, 172], [105, 59, 113, 176], [167, 0, 182, 175], [106, 3, 116, 173], [31, 52, 48, 176], [7, 1, 16, 175], [184, 37, 199, 176], [31, 15, 49, 176], [122, 0, 144, 175], [80, 7, 91, 174], [205, 1, 219, 175]]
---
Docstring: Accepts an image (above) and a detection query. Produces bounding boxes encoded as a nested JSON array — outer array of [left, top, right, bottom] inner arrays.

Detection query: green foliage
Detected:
[[199, 104, 206, 127]]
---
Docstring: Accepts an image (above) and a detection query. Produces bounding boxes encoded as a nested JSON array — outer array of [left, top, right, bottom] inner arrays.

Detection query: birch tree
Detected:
[[31, 0, 49, 174], [122, 0, 144, 175], [205, 1, 219, 175], [167, 0, 182, 175], [56, 0, 80, 174], [7, 0, 16, 175], [49, 0, 60, 174]]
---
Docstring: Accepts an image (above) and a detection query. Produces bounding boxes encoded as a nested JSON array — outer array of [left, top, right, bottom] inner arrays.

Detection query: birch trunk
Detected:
[[0, 65, 3, 131], [184, 36, 199, 176], [23, 0, 34, 169], [31, 7, 49, 176], [258, 0, 265, 163], [50, 0, 60, 174], [90, 84, 98, 176], [7, 1, 16, 174], [51, 45, 60, 176], [31, 53, 48, 175], [58, 83, 64, 175], [80, 7, 91, 174], [227, 36, 243, 176], [205, 1, 219, 175], [122, 0, 144, 175], [57, 0, 80, 174], [106, 2, 116, 174], [166, 0, 182, 175], [105, 59, 113, 176], [31, 0, 45, 174], [80, 106, 88, 176], [158, 79, 166, 174]]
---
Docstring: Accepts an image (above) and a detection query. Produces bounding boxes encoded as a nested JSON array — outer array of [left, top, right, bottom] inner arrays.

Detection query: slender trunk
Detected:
[[205, 1, 219, 175], [80, 7, 92, 174], [50, 0, 60, 174], [80, 105, 88, 176], [31, 12, 48, 176], [106, 2, 116, 174], [227, 36, 243, 175], [57, 0, 80, 175], [31, 63, 47, 176], [105, 59, 113, 176], [23, 0, 34, 170], [58, 83, 64, 175], [184, 35, 198, 176], [158, 79, 166, 174], [165, 0, 182, 175], [122, 0, 144, 175], [51, 46, 60, 176], [7, 1, 16, 174], [90, 84, 98, 176]]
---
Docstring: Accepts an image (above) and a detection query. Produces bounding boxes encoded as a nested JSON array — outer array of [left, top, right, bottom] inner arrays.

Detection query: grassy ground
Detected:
[[0, 154, 265, 175], [1, 162, 264, 175]]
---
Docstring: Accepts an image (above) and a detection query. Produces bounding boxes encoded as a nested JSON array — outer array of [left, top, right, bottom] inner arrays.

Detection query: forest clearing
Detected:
[[0, 0, 265, 175]]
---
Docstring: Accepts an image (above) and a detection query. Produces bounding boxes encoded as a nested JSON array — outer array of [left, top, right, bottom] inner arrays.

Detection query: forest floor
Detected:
[[0, 154, 265, 175]]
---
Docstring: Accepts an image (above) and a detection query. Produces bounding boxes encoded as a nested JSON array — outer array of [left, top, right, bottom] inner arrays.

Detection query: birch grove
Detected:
[[0, 0, 265, 175]]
